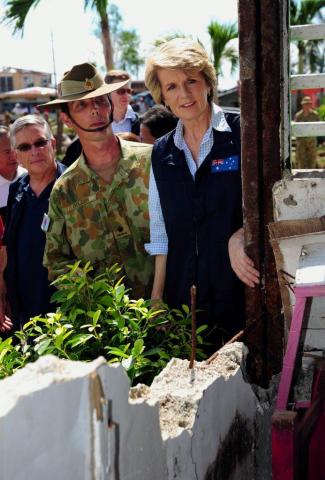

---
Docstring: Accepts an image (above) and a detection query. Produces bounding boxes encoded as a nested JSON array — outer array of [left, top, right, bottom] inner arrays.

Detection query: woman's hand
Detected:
[[0, 283, 13, 332], [228, 228, 260, 288]]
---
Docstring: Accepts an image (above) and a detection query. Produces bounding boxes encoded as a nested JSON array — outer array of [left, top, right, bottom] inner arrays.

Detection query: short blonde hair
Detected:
[[145, 38, 216, 105]]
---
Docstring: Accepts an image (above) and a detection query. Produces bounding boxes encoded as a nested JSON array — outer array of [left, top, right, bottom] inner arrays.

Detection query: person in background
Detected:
[[0, 115, 66, 333], [0, 126, 26, 223], [144, 38, 259, 350], [4, 111, 13, 127], [294, 95, 320, 169], [140, 105, 178, 144], [40, 63, 153, 299], [105, 69, 140, 136]]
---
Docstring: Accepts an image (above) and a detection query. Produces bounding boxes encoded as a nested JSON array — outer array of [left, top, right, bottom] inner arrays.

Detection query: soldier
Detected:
[[294, 95, 320, 169], [40, 63, 153, 299]]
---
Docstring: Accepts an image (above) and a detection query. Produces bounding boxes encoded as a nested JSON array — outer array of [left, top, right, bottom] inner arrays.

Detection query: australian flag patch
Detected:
[[211, 155, 239, 173]]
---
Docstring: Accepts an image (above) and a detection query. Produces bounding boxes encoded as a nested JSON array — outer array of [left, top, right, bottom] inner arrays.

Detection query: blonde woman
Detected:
[[145, 38, 259, 348]]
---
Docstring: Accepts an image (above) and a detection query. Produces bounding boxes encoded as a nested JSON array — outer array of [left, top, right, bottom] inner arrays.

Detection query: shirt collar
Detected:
[[174, 103, 231, 149], [0, 165, 26, 186], [115, 105, 137, 124]]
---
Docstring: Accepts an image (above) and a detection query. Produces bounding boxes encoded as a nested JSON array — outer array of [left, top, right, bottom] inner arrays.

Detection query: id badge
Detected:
[[41, 213, 51, 232]]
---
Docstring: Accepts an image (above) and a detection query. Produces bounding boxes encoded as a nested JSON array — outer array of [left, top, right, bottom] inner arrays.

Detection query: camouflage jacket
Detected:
[[44, 140, 154, 299], [294, 109, 320, 123]]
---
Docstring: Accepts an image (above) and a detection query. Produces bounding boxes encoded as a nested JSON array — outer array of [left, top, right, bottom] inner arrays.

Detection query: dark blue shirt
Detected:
[[16, 181, 56, 321], [3, 162, 66, 329]]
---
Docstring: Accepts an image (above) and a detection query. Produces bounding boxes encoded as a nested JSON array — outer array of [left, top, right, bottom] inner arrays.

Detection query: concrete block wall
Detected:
[[0, 343, 273, 480]]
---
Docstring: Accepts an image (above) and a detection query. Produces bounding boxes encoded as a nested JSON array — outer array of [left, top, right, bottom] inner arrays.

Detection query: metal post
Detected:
[[238, 0, 285, 384]]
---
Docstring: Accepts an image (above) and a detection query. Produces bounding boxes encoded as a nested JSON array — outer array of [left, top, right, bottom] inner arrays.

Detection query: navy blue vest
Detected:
[[152, 113, 245, 333]]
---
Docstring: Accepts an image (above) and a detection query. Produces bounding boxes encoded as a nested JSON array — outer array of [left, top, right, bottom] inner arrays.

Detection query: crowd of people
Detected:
[[0, 38, 260, 352]]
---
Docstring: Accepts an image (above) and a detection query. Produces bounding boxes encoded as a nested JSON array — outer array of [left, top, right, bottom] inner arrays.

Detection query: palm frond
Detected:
[[222, 47, 239, 75], [2, 0, 41, 33], [290, 0, 325, 25], [207, 21, 238, 74], [85, 0, 109, 20]]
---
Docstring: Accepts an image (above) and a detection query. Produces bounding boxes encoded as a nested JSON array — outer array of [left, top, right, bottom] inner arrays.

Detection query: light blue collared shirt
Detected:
[[145, 104, 232, 255], [111, 105, 138, 134]]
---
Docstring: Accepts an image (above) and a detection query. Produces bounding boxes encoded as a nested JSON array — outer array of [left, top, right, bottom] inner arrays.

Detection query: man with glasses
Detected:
[[0, 115, 65, 333], [105, 70, 140, 136], [41, 63, 153, 299]]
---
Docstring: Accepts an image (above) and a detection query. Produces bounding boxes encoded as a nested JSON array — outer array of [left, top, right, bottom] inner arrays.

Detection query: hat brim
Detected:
[[38, 79, 129, 108]]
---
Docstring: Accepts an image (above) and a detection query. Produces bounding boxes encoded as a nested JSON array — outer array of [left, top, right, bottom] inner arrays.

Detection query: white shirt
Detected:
[[0, 165, 27, 208]]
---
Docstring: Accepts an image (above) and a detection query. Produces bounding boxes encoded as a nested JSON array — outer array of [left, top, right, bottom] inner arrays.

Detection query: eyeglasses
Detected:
[[115, 88, 132, 96], [16, 138, 50, 152]]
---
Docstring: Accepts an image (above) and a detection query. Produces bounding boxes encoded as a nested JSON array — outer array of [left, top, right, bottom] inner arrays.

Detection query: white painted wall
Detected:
[[272, 176, 325, 348], [0, 343, 272, 480]]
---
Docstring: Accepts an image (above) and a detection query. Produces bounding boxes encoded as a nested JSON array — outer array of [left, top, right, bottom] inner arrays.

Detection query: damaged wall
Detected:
[[0, 343, 274, 480], [271, 175, 325, 348]]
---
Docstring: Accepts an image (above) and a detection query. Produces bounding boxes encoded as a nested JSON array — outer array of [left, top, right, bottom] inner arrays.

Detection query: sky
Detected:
[[0, 0, 239, 90]]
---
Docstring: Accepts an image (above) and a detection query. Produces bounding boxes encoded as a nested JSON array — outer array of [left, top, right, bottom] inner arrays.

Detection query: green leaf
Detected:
[[35, 339, 52, 355], [66, 290, 76, 300], [182, 304, 190, 314], [131, 339, 144, 357], [67, 334, 94, 348], [196, 324, 209, 334], [106, 346, 130, 358]]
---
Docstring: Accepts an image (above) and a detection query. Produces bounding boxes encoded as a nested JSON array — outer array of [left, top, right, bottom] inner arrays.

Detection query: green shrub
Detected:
[[0, 262, 207, 385]]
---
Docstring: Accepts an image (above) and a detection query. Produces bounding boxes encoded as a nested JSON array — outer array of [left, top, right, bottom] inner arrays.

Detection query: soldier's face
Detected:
[[14, 125, 56, 177], [65, 95, 112, 134], [0, 134, 17, 180]]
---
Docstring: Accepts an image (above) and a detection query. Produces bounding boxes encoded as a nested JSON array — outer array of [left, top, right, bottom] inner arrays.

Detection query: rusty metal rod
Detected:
[[189, 285, 197, 369], [206, 316, 262, 364]]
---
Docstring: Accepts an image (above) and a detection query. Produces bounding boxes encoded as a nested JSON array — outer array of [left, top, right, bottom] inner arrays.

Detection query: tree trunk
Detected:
[[214, 74, 219, 104], [101, 13, 114, 71]]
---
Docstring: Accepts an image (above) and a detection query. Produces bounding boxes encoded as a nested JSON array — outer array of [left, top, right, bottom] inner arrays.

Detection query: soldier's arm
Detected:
[[43, 190, 76, 283]]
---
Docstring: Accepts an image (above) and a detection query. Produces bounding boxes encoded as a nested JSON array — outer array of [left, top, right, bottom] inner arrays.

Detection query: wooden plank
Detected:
[[290, 24, 325, 41], [291, 121, 325, 137], [276, 296, 307, 409], [272, 410, 299, 480], [308, 403, 325, 480], [291, 73, 325, 90]]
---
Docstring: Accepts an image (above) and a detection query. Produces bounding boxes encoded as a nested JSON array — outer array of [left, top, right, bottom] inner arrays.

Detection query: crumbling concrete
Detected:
[[0, 343, 275, 480]]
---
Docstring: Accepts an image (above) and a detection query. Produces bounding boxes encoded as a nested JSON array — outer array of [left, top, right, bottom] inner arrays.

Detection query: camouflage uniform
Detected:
[[44, 140, 154, 299], [294, 109, 320, 169]]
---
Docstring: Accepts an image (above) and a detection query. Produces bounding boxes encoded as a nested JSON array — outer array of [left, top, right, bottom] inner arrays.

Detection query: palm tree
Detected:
[[290, 0, 325, 74], [2, 0, 114, 70], [207, 21, 238, 103]]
